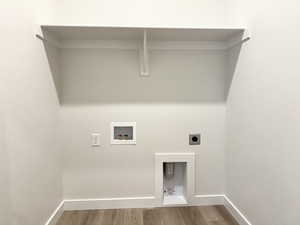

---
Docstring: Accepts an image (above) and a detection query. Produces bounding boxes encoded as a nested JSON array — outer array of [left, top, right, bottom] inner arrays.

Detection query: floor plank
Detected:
[[178, 206, 207, 225], [56, 206, 239, 225]]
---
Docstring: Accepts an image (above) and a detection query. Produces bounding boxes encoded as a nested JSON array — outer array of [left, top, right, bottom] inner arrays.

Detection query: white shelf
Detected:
[[36, 25, 250, 96], [39, 25, 248, 50], [41, 25, 245, 41], [36, 24, 251, 67]]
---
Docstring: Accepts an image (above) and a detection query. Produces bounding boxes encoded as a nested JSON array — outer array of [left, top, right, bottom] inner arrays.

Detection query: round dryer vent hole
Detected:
[[192, 136, 198, 142]]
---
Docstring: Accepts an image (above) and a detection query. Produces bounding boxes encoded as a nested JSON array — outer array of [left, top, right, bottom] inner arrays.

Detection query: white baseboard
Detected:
[[46, 195, 252, 225], [63, 196, 157, 210], [45, 201, 64, 225], [63, 194, 225, 210], [224, 195, 252, 225]]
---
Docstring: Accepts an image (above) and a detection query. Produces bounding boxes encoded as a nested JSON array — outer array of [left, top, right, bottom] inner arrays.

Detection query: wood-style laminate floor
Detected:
[[56, 205, 239, 225]]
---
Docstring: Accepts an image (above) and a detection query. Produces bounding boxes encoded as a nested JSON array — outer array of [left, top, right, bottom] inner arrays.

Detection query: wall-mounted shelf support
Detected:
[[226, 36, 250, 49], [225, 29, 251, 49], [35, 34, 60, 48], [139, 30, 149, 77]]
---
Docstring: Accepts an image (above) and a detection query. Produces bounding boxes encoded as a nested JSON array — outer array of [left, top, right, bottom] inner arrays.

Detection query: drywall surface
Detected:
[[61, 49, 227, 103], [226, 1, 300, 225], [0, 140, 11, 225], [54, 0, 227, 28], [61, 103, 225, 198], [1, 1, 62, 225], [0, 108, 11, 225], [0, 21, 11, 224], [60, 49, 226, 198]]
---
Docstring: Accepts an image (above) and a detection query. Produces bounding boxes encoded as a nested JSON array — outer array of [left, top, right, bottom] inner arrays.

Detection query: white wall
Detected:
[[0, 103, 11, 225], [54, 0, 227, 28], [1, 1, 63, 225], [3, 0, 299, 224], [0, 139, 11, 225], [60, 48, 227, 198], [0, 18, 11, 223], [226, 0, 300, 225]]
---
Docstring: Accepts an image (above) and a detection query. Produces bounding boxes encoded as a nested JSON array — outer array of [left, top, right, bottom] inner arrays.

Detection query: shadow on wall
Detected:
[[225, 43, 242, 99], [42, 37, 243, 105], [43, 41, 62, 103]]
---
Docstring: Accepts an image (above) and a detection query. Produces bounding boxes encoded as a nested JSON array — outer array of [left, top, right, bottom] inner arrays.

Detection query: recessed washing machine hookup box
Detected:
[[111, 122, 136, 145], [155, 153, 195, 206]]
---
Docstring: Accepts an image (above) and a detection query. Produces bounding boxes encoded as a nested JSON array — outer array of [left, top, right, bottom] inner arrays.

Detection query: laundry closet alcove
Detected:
[[37, 25, 249, 207]]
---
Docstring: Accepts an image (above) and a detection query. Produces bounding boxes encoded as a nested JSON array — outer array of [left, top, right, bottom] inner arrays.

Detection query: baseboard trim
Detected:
[[63, 194, 225, 210], [224, 195, 252, 225], [47, 195, 252, 225], [45, 201, 64, 225], [63, 196, 157, 210]]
